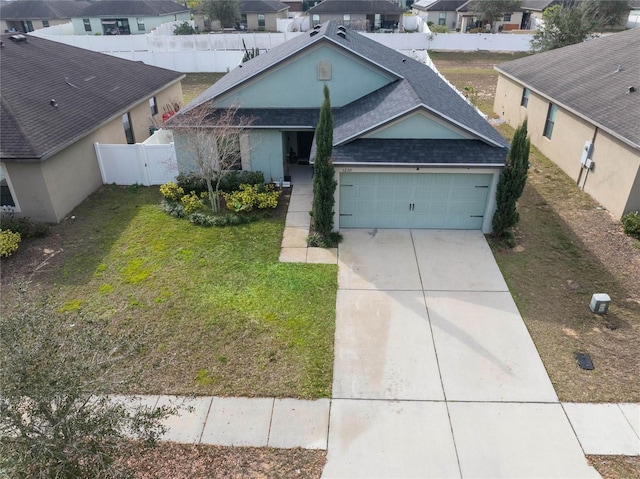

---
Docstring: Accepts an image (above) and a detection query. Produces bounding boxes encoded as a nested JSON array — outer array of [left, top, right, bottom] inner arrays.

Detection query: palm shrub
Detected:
[[492, 119, 530, 242], [312, 84, 337, 240]]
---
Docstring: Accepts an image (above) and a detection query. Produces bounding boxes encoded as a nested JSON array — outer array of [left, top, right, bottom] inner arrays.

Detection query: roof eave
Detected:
[[495, 68, 640, 151], [331, 161, 505, 167]]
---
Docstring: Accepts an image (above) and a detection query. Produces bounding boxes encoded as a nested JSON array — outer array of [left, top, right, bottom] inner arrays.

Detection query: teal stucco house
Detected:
[[170, 22, 509, 233]]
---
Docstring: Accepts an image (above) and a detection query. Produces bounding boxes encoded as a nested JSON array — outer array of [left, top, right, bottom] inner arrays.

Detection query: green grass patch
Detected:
[[27, 185, 337, 398]]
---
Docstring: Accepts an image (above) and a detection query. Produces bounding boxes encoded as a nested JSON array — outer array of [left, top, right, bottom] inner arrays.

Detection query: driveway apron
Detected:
[[323, 229, 600, 478]]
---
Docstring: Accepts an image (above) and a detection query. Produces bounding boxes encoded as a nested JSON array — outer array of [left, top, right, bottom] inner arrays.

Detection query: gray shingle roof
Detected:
[[307, 0, 404, 14], [331, 139, 507, 165], [239, 0, 289, 14], [177, 22, 508, 151], [1, 34, 184, 161], [496, 29, 640, 150], [80, 0, 189, 17], [419, 0, 466, 12], [0, 0, 90, 20]]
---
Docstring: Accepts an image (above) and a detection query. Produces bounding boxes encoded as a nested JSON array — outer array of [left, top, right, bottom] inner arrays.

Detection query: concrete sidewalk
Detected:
[[113, 394, 639, 459]]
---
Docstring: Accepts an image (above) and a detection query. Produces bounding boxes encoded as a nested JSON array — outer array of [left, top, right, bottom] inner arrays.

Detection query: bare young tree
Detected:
[[171, 103, 254, 212]]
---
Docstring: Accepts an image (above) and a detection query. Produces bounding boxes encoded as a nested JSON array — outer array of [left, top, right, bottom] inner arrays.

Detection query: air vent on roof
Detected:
[[310, 30, 319, 37], [337, 31, 346, 38], [337, 25, 346, 32], [314, 24, 322, 30], [629, 86, 636, 93], [10, 34, 27, 42]]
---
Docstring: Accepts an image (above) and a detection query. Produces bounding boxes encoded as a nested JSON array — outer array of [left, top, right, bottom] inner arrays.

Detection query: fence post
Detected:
[[94, 143, 108, 184]]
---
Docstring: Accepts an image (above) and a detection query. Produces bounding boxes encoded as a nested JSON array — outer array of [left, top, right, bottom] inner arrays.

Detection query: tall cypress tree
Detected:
[[492, 118, 530, 238], [313, 84, 337, 238]]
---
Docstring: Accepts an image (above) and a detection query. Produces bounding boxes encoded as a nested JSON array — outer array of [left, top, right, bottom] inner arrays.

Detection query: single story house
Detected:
[[1, 0, 89, 33], [0, 34, 184, 223], [412, 0, 465, 30], [168, 22, 509, 233], [306, 0, 404, 31], [457, 0, 524, 32], [70, 0, 190, 35], [494, 29, 640, 218], [239, 0, 289, 31]]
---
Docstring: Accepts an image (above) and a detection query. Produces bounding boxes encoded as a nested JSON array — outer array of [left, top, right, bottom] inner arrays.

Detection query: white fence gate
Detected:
[[95, 142, 178, 186]]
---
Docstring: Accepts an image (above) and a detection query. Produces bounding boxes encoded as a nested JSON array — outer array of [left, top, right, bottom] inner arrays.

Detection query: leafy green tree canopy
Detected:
[[200, 0, 241, 28]]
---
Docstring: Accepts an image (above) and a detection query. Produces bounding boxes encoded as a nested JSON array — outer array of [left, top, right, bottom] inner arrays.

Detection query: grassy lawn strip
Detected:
[[47, 185, 337, 398], [489, 125, 640, 403]]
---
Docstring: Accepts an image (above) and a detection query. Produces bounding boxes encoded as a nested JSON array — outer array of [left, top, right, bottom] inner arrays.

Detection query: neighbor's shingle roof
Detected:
[[307, 0, 404, 14], [80, 0, 189, 17], [176, 22, 508, 150], [418, 0, 466, 12], [239, 0, 289, 14], [0, 0, 90, 20], [496, 29, 640, 150], [1, 34, 184, 161]]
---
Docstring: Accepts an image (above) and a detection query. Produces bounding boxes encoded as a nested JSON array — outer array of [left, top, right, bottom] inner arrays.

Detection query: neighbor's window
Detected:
[[122, 113, 135, 144], [25, 21, 34, 32], [258, 14, 265, 29], [149, 97, 158, 116], [543, 104, 558, 139], [343, 14, 351, 27], [42, 20, 50, 28], [83, 18, 91, 32], [520, 88, 530, 107], [312, 14, 320, 27], [137, 18, 145, 31], [439, 12, 446, 25], [503, 13, 512, 22]]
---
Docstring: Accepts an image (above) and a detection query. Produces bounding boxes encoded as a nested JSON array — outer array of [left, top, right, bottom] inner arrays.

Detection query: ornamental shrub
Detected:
[[1, 217, 49, 238], [160, 199, 186, 218], [0, 229, 21, 257], [622, 211, 640, 240], [159, 182, 184, 201], [222, 184, 280, 213], [180, 191, 204, 214]]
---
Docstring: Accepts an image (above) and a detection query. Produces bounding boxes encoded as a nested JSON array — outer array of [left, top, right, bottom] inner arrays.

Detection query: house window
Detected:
[[42, 20, 50, 28], [312, 14, 320, 27], [122, 113, 135, 144], [503, 13, 512, 21], [149, 97, 158, 116], [24, 20, 34, 32], [137, 18, 145, 31], [258, 14, 265, 29], [520, 88, 530, 107], [83, 18, 92, 32], [343, 14, 351, 27], [439, 12, 446, 25], [543, 104, 558, 139]]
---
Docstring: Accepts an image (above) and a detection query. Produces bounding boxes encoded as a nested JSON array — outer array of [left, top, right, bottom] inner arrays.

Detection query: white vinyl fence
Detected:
[[95, 139, 178, 186]]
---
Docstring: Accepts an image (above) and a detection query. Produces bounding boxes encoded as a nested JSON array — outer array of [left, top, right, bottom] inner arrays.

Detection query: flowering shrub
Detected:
[[222, 184, 280, 213], [0, 229, 21, 257], [159, 182, 184, 201]]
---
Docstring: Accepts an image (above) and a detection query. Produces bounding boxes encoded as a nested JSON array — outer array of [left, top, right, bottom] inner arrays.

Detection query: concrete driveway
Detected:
[[323, 229, 600, 478]]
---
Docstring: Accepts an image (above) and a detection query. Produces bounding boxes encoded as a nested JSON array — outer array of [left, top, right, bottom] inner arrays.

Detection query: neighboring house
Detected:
[[457, 0, 524, 32], [0, 33, 184, 223], [519, 1, 579, 30], [306, 0, 404, 31], [169, 22, 509, 232], [494, 29, 640, 218], [70, 0, 190, 35], [281, 0, 303, 13], [412, 0, 465, 30], [1, 0, 89, 33], [239, 0, 289, 31]]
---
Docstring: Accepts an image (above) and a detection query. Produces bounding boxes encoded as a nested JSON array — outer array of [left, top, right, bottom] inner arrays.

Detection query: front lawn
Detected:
[[1, 185, 337, 398]]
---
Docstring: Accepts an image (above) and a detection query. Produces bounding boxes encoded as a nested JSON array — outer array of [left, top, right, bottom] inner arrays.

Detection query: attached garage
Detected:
[[337, 170, 498, 231]]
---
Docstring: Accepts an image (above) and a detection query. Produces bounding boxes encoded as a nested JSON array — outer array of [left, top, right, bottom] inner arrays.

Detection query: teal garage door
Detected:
[[339, 172, 492, 229]]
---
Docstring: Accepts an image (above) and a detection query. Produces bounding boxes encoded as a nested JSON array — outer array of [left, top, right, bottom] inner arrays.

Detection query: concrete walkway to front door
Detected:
[[323, 229, 602, 478]]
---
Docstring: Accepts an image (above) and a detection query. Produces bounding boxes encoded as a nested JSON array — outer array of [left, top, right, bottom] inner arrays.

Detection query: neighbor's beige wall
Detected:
[[6, 81, 184, 223], [494, 74, 640, 218], [245, 12, 287, 31]]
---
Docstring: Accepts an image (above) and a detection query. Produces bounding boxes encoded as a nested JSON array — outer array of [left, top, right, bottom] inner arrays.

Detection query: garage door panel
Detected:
[[339, 172, 492, 230]]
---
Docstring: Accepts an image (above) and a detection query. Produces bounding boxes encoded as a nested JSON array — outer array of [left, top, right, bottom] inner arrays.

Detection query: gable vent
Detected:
[[337, 31, 346, 38], [310, 30, 319, 37]]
